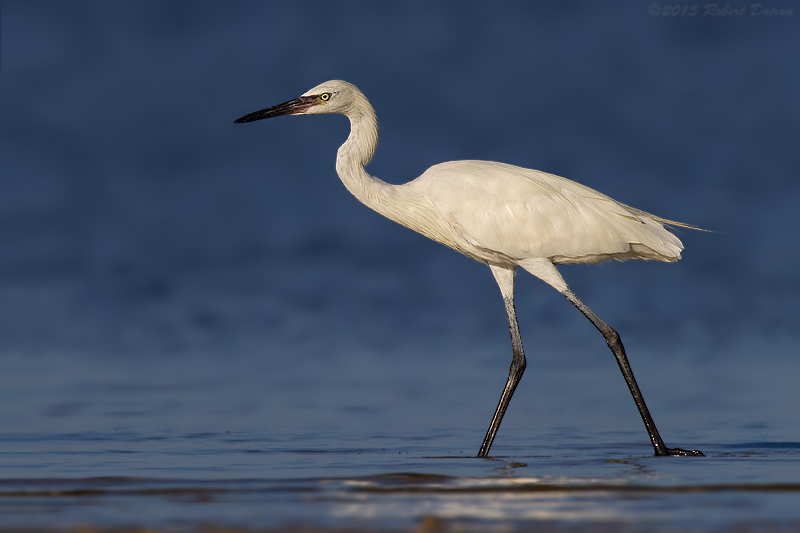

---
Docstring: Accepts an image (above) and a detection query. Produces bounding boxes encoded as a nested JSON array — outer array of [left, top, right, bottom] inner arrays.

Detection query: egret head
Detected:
[[234, 80, 366, 123]]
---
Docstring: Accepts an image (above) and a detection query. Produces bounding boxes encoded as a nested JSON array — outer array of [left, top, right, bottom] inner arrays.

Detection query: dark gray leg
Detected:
[[478, 295, 525, 458], [562, 288, 703, 457]]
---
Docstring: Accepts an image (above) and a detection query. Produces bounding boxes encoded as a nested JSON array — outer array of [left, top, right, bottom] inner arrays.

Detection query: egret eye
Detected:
[[320, 93, 331, 101]]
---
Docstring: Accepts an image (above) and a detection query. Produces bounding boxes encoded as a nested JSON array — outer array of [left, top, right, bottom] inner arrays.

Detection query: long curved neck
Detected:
[[334, 103, 390, 212], [334, 99, 452, 248]]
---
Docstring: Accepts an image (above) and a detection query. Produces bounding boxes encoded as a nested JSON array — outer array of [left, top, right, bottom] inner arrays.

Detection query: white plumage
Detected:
[[417, 160, 685, 264], [235, 80, 703, 458]]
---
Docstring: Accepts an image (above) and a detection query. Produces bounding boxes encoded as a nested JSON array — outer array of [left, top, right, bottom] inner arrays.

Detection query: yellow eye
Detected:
[[320, 93, 331, 101]]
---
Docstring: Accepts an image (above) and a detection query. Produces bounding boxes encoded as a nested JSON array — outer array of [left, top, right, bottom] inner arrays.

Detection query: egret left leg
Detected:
[[562, 288, 703, 457], [478, 266, 526, 458]]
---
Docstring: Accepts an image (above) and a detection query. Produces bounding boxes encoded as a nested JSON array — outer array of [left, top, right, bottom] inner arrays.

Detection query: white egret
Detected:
[[235, 80, 703, 458]]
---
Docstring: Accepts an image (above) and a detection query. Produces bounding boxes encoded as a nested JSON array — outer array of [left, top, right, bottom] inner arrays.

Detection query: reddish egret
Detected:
[[235, 80, 703, 458]]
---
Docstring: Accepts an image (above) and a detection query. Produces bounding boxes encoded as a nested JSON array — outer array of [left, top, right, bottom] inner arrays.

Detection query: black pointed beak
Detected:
[[234, 96, 317, 123]]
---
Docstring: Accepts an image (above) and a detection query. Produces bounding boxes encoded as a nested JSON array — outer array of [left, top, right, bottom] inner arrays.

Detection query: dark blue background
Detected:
[[1, 2, 798, 438]]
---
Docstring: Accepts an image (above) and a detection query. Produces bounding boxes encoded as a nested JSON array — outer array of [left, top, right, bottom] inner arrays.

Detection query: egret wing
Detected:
[[421, 161, 682, 264]]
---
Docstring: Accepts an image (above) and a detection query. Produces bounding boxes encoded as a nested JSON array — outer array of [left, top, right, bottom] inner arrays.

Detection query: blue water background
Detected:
[[1, 1, 799, 530]]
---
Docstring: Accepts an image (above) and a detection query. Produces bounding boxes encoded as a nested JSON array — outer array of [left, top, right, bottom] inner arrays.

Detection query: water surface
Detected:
[[1, 343, 799, 531]]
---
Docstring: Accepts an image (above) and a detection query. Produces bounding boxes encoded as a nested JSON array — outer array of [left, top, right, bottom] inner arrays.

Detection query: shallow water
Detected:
[[1, 340, 799, 531], [1, 430, 800, 531]]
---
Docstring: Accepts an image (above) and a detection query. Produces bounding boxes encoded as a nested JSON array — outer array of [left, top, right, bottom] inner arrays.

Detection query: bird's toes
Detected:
[[665, 447, 705, 457]]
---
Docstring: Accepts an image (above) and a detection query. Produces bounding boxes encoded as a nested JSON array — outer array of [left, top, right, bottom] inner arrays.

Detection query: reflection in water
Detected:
[[334, 491, 633, 523]]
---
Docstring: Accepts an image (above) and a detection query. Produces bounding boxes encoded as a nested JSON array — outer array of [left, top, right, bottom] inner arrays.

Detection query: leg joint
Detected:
[[605, 327, 622, 351]]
